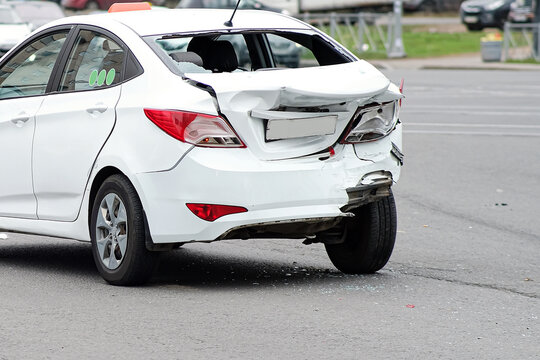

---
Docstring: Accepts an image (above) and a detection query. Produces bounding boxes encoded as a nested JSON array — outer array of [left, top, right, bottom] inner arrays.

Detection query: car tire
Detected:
[[325, 190, 397, 274], [466, 24, 484, 31], [90, 175, 157, 286]]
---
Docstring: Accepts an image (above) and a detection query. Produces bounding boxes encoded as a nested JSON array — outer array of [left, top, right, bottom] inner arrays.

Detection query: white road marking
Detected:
[[404, 130, 540, 137], [404, 105, 540, 111], [406, 123, 540, 129], [404, 110, 539, 116]]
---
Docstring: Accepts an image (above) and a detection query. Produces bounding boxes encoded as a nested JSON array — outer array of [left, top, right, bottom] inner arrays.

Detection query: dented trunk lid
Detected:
[[185, 61, 392, 160]]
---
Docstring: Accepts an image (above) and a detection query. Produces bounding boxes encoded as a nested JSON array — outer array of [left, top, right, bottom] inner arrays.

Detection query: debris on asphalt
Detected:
[[406, 304, 415, 308]]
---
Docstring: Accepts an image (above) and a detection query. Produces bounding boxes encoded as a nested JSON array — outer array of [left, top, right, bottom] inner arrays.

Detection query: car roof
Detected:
[[47, 9, 310, 37]]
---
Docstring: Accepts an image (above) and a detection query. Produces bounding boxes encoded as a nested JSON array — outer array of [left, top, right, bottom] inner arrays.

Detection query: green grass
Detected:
[[506, 58, 540, 64], [400, 30, 486, 58], [320, 25, 492, 59]]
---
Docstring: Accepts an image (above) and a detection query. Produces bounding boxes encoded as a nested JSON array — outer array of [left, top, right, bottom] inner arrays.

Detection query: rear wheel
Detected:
[[325, 191, 397, 274], [466, 24, 484, 31], [90, 175, 157, 285]]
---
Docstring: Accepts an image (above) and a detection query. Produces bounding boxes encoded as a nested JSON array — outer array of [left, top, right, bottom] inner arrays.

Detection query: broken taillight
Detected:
[[399, 78, 404, 107], [144, 109, 245, 148], [341, 101, 399, 144], [186, 203, 248, 222]]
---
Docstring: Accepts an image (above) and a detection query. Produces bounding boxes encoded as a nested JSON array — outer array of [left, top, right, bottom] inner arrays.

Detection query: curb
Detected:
[[371, 59, 540, 71]]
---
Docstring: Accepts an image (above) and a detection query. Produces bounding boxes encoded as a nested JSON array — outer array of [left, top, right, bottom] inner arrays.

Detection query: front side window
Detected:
[[58, 30, 125, 92], [0, 32, 67, 100]]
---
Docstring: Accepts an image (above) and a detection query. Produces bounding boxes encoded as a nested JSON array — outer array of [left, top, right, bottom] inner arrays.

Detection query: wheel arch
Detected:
[[88, 166, 126, 227]]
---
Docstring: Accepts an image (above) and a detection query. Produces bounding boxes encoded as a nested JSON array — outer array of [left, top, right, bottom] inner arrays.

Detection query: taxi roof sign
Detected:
[[108, 2, 152, 13]]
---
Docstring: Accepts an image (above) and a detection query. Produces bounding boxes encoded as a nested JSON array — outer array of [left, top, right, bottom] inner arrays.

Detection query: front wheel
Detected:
[[325, 191, 397, 274], [90, 175, 157, 285]]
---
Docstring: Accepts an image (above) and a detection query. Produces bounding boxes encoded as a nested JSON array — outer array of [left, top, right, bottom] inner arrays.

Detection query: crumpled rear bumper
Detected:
[[135, 125, 402, 244]]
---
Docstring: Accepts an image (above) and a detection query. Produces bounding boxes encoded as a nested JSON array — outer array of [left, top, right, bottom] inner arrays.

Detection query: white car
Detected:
[[0, 4, 32, 57], [0, 5, 404, 285]]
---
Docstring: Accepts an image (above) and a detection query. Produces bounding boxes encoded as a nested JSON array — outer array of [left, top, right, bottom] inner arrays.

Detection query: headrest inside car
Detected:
[[203, 41, 238, 73], [170, 51, 204, 67]]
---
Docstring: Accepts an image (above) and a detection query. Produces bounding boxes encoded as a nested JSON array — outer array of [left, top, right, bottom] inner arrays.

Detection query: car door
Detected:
[[33, 28, 124, 221], [0, 30, 69, 218]]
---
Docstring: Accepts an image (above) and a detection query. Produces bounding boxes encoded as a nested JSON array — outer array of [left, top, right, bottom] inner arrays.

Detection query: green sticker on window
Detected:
[[89, 70, 98, 86], [105, 69, 116, 86], [97, 69, 107, 86]]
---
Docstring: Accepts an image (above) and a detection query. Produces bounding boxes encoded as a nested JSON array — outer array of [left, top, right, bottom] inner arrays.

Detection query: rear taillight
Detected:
[[341, 101, 399, 144], [399, 78, 404, 107], [144, 109, 245, 148], [186, 203, 248, 222]]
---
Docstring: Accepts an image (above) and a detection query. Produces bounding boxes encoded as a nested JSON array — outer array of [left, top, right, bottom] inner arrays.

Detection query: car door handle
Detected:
[[86, 105, 108, 114], [11, 116, 30, 127]]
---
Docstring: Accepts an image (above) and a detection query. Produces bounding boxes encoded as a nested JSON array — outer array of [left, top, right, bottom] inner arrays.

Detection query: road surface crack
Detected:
[[399, 270, 539, 299]]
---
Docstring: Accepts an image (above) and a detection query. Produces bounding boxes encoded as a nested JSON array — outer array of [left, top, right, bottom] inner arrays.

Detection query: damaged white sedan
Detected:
[[0, 5, 404, 285]]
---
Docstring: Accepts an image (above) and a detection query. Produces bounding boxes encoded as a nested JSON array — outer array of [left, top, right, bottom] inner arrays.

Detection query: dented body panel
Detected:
[[0, 9, 403, 248], [186, 62, 400, 161]]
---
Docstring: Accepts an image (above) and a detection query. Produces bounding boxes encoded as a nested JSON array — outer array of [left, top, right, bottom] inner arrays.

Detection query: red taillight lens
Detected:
[[399, 78, 405, 107], [186, 203, 248, 222], [144, 109, 245, 148]]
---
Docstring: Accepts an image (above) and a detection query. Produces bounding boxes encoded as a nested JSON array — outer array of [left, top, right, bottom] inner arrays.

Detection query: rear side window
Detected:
[[58, 30, 125, 92], [0, 32, 67, 99]]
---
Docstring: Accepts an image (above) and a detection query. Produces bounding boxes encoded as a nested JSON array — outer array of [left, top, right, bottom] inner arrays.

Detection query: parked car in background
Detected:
[[8, 0, 65, 31], [0, 4, 32, 57], [508, 0, 536, 22], [0, 7, 403, 285], [460, 0, 514, 30]]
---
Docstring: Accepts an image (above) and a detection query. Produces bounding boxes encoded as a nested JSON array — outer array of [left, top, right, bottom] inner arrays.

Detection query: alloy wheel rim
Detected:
[[95, 193, 128, 270]]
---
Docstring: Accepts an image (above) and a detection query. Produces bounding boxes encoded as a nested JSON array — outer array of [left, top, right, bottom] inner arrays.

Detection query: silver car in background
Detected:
[[0, 1, 65, 58], [0, 4, 31, 57]]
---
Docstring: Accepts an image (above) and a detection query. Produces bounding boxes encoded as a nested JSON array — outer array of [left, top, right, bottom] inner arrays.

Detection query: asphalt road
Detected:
[[1, 70, 539, 359]]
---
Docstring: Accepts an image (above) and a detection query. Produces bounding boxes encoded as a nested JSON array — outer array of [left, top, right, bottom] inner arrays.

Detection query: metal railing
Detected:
[[299, 6, 406, 58], [503, 22, 540, 61]]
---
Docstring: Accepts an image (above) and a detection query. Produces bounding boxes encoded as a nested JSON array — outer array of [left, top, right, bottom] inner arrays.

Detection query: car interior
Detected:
[[152, 32, 352, 74]]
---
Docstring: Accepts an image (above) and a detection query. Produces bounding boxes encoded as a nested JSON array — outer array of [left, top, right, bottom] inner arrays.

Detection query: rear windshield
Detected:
[[145, 30, 352, 75]]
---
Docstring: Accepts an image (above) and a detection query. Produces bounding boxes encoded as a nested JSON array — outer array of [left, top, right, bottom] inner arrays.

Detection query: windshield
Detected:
[[145, 30, 352, 75]]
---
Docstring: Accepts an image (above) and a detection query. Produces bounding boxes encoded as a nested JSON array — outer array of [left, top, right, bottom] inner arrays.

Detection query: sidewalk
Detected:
[[371, 53, 540, 71]]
